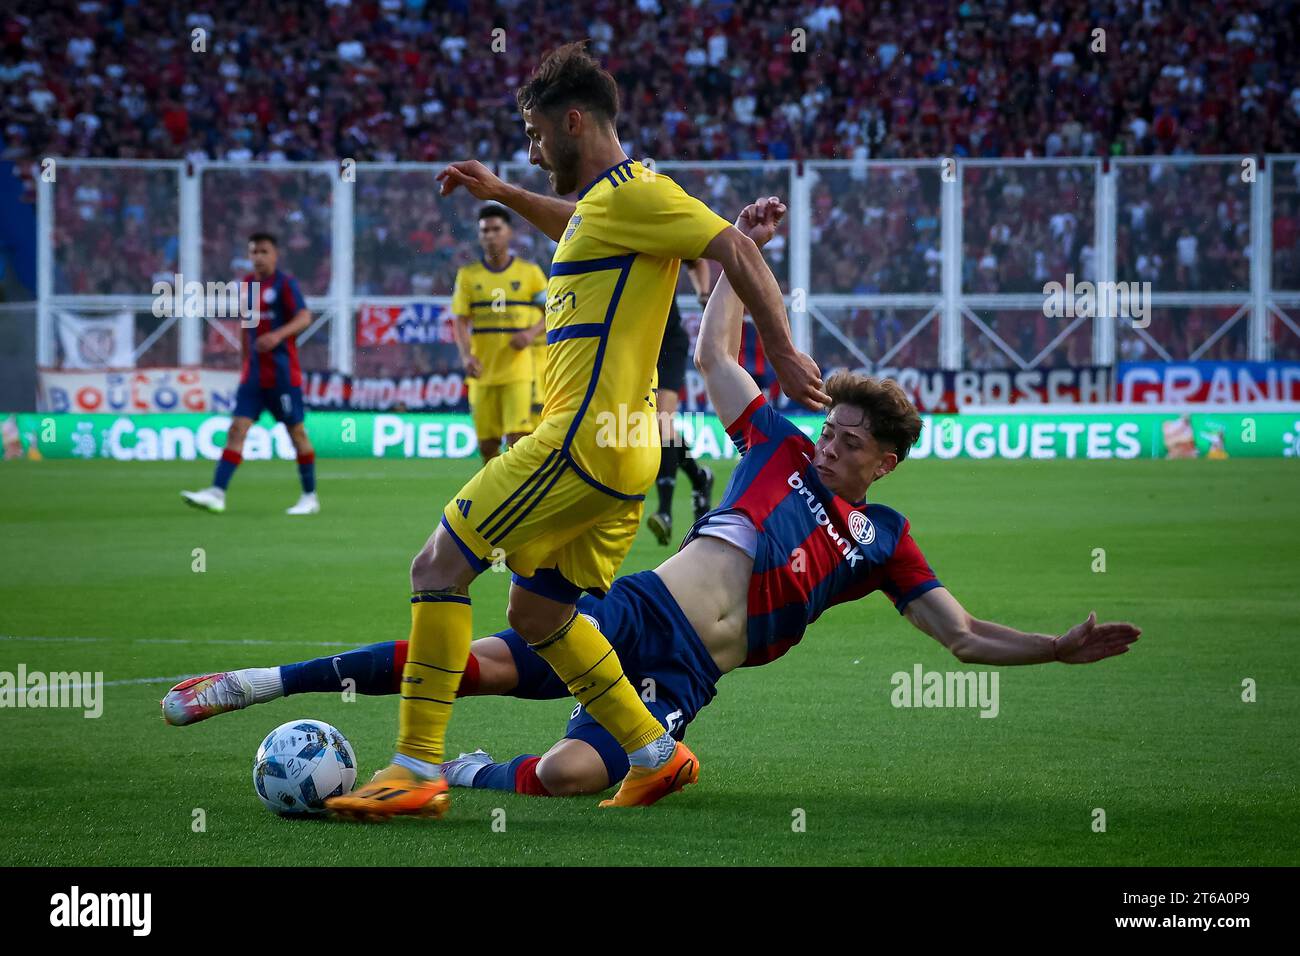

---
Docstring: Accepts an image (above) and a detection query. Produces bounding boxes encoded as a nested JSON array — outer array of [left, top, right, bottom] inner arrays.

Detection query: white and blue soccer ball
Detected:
[[253, 719, 357, 815]]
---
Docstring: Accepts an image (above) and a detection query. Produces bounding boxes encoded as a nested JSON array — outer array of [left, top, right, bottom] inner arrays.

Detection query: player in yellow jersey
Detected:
[[327, 41, 829, 819], [450, 205, 548, 461]]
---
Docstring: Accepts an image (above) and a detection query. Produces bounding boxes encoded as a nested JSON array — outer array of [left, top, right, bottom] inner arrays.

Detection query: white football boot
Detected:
[[181, 487, 226, 513], [286, 492, 320, 515], [161, 671, 254, 726], [440, 749, 494, 788]]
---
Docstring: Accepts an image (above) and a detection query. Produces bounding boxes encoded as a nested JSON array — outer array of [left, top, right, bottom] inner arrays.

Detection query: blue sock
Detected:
[[472, 755, 538, 791], [213, 450, 241, 489], [280, 641, 400, 697], [297, 453, 316, 494]]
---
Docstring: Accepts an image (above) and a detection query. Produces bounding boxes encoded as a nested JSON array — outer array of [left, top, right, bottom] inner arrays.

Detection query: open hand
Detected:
[[1053, 612, 1142, 663]]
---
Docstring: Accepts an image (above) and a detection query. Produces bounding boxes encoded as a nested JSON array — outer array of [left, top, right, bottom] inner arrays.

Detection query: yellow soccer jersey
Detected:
[[451, 257, 548, 386], [530, 332, 548, 396], [536, 160, 731, 497], [533, 158, 728, 494]]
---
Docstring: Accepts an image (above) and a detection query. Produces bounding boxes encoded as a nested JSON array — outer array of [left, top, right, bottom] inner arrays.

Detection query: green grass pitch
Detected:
[[1, 455, 1297, 866]]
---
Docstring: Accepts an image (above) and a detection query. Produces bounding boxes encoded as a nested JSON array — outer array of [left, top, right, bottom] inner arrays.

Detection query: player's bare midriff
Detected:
[[653, 535, 753, 674]]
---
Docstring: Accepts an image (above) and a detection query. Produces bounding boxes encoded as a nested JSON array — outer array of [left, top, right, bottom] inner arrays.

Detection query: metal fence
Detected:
[[28, 156, 1300, 383]]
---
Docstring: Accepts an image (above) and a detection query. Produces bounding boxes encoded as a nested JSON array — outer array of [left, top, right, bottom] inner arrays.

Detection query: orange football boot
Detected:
[[599, 741, 699, 807], [325, 765, 451, 821]]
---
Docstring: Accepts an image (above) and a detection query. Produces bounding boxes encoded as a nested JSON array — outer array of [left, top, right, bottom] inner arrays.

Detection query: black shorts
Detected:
[[656, 298, 689, 393]]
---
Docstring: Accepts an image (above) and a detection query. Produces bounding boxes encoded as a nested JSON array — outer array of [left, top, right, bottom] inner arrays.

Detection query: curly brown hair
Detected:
[[516, 41, 620, 127], [825, 371, 923, 462]]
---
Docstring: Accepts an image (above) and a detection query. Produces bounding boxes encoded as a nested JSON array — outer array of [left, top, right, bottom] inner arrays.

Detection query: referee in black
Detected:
[[648, 259, 715, 545]]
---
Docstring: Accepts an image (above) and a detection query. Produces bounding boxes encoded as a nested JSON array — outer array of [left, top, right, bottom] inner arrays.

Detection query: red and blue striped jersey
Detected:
[[241, 270, 307, 389], [683, 394, 942, 667]]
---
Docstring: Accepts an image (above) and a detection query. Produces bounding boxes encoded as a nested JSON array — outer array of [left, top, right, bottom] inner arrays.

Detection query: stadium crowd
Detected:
[[7, 0, 1300, 366]]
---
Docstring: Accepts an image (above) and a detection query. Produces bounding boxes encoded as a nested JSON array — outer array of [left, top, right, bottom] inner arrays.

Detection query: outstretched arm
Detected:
[[903, 587, 1141, 666], [437, 160, 575, 242], [699, 200, 829, 411], [693, 199, 790, 427]]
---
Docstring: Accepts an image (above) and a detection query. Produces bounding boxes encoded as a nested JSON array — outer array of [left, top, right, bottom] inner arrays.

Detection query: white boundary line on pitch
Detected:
[[12, 674, 200, 695], [0, 635, 355, 647]]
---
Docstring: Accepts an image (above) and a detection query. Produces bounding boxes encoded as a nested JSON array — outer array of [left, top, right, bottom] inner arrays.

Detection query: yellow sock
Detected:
[[529, 611, 664, 752], [396, 593, 472, 765]]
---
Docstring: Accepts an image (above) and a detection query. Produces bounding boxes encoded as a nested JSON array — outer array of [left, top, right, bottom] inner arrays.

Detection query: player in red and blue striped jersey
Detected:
[[181, 232, 319, 515], [164, 199, 1140, 804]]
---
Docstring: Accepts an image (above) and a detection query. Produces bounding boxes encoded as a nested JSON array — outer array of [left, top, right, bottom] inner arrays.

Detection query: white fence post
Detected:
[[1250, 160, 1272, 361], [789, 161, 812, 356], [1094, 161, 1117, 366], [940, 162, 962, 369], [36, 169, 54, 367], [178, 162, 201, 365], [331, 165, 355, 375]]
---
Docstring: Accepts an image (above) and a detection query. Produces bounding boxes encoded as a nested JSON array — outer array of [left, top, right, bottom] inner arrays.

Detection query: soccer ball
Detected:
[[252, 719, 357, 815]]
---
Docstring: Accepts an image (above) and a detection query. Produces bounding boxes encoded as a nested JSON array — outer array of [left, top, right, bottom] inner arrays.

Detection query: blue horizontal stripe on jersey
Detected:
[[546, 323, 605, 344], [549, 253, 636, 277]]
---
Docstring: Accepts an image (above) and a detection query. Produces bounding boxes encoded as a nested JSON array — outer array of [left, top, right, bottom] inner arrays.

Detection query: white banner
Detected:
[[37, 368, 241, 413], [55, 310, 136, 369]]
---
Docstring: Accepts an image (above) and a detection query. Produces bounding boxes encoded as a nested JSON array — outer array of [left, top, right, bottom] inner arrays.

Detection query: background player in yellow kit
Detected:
[[450, 205, 548, 461], [327, 41, 828, 819]]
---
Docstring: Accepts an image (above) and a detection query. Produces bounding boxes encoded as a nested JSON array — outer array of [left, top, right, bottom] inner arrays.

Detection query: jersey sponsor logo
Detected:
[[848, 510, 876, 546], [786, 470, 863, 567], [455, 497, 472, 518], [547, 290, 577, 315], [580, 612, 601, 632]]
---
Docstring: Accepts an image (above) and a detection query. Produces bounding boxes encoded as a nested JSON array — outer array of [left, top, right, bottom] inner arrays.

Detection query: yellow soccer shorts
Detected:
[[468, 379, 533, 442], [441, 432, 643, 595]]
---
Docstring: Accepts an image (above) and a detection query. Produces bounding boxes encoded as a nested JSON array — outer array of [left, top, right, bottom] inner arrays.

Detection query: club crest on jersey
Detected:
[[564, 214, 582, 243], [849, 510, 875, 545], [264, 288, 277, 304]]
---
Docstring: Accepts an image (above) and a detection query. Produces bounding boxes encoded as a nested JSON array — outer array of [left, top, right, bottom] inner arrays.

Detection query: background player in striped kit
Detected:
[[181, 232, 319, 515]]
